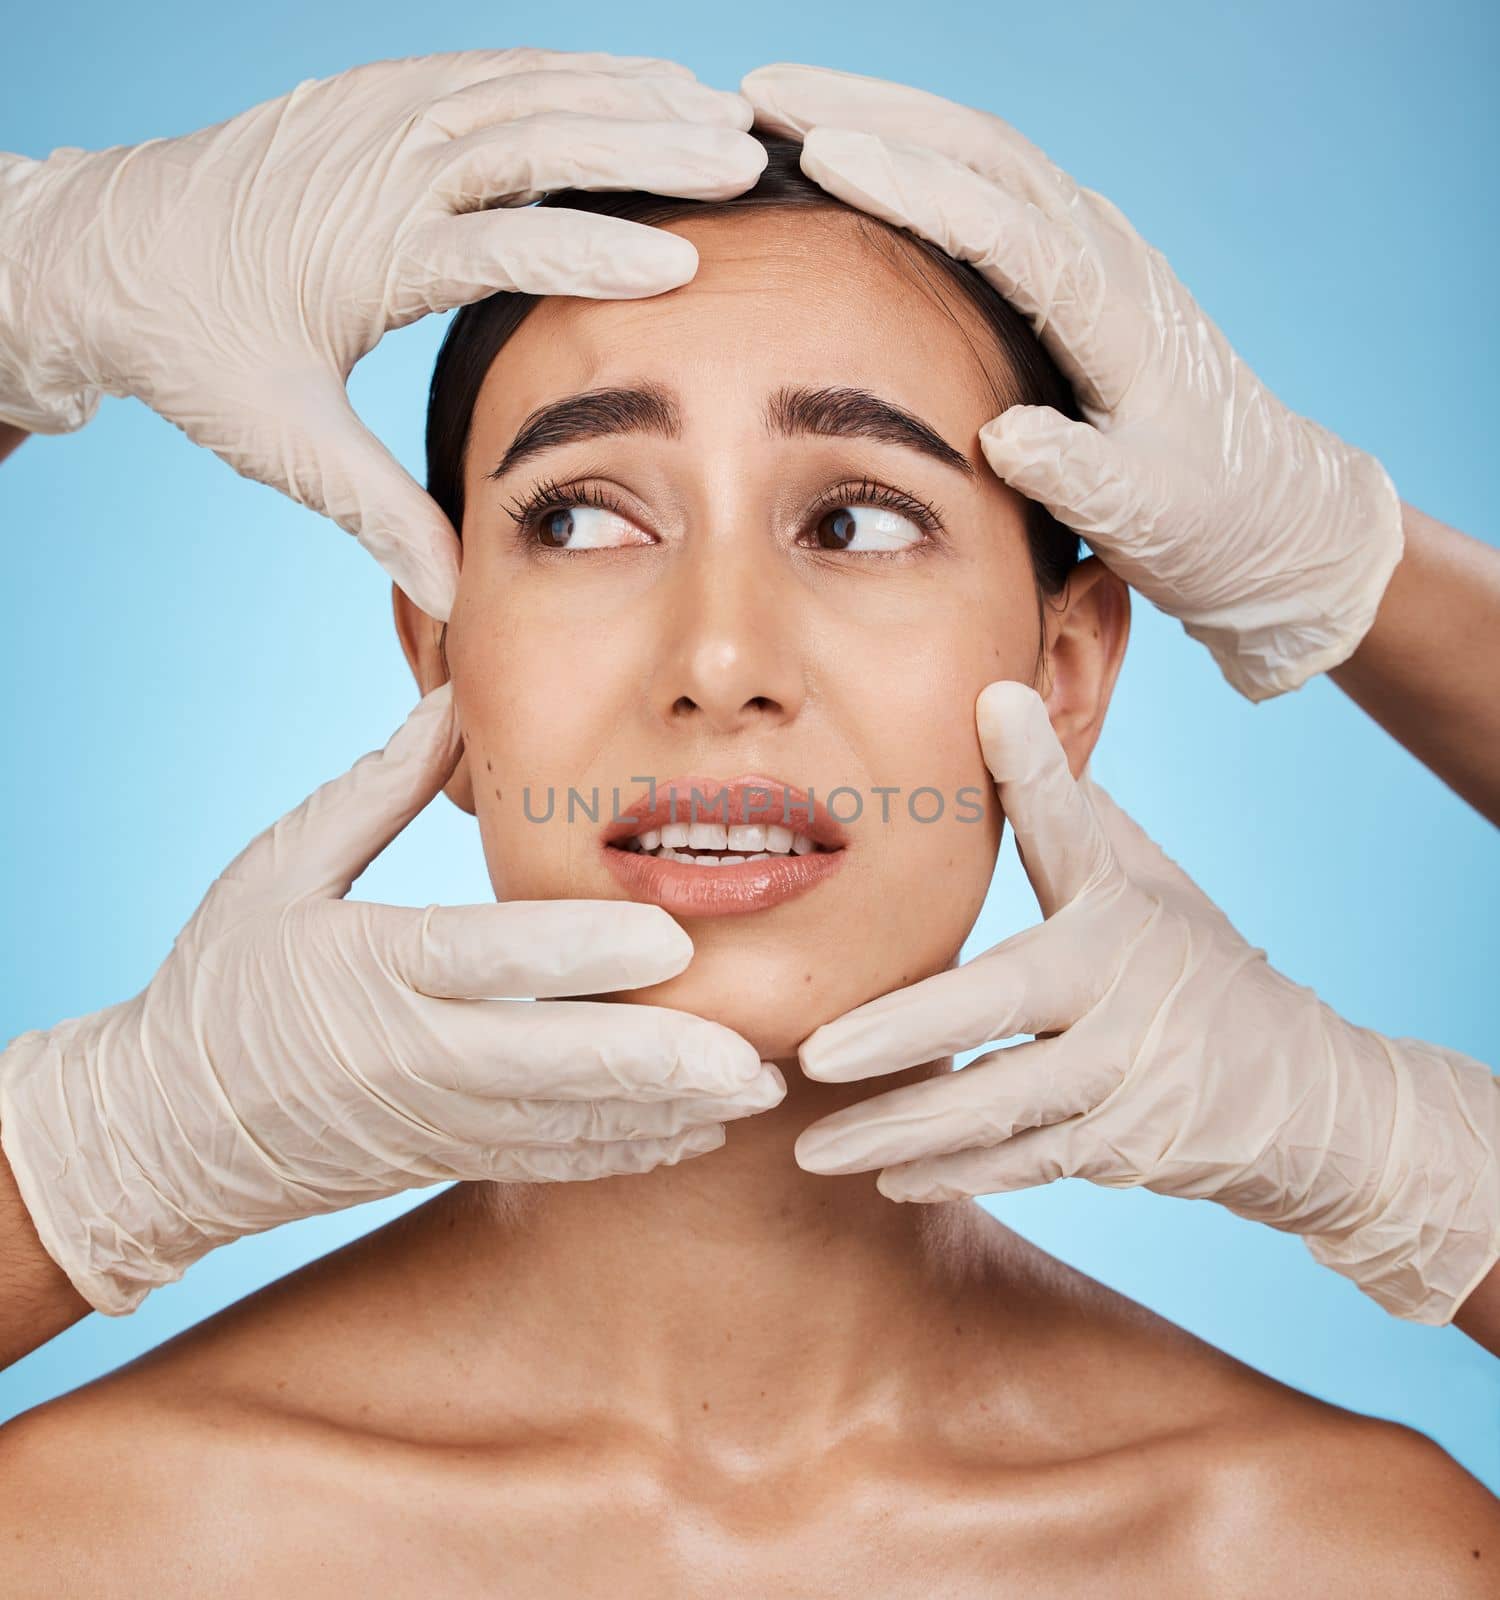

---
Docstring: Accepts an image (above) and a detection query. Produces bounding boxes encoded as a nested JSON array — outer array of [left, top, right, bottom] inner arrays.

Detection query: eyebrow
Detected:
[[487, 380, 975, 481], [765, 385, 975, 478], [490, 384, 681, 479]]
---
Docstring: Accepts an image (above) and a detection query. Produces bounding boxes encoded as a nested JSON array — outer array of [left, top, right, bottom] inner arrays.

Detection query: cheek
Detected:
[[827, 563, 1036, 946], [447, 584, 639, 900]]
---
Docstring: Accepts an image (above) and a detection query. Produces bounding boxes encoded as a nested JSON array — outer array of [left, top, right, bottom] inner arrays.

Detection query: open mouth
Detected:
[[600, 775, 848, 916]]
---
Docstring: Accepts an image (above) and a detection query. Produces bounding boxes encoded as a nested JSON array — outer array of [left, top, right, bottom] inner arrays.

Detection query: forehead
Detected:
[[470, 208, 1011, 449]]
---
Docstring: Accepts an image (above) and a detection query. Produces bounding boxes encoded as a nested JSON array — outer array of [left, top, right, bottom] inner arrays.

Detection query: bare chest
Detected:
[[203, 1442, 1206, 1600]]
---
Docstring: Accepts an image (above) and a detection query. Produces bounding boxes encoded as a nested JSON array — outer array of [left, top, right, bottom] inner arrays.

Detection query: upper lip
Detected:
[[601, 774, 850, 851]]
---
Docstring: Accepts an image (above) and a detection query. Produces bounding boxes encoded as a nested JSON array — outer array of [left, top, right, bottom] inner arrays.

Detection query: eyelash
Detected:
[[500, 475, 948, 555]]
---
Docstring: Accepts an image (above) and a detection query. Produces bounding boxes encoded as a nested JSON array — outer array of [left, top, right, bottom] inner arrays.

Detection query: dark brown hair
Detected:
[[425, 134, 1081, 597]]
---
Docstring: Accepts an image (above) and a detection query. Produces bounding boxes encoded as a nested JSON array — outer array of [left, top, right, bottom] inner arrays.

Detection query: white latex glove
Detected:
[[0, 49, 765, 619], [742, 64, 1403, 702], [0, 683, 784, 1316], [794, 681, 1500, 1326]]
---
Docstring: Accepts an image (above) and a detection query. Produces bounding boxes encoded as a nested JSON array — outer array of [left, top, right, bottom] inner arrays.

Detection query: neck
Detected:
[[417, 1055, 1005, 1451]]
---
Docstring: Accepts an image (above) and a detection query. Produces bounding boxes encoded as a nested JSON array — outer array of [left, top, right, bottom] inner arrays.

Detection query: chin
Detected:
[[607, 978, 815, 1064], [605, 923, 965, 1064], [607, 955, 857, 1064]]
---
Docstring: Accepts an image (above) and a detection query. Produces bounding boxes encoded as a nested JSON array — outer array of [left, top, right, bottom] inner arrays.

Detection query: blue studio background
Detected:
[[2, 0, 1496, 1488]]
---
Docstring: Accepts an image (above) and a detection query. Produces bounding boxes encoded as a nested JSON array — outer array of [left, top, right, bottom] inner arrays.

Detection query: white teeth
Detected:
[[620, 825, 822, 861]]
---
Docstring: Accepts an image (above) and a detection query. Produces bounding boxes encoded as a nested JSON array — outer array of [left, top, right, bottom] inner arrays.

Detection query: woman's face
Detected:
[[403, 208, 1121, 1061]]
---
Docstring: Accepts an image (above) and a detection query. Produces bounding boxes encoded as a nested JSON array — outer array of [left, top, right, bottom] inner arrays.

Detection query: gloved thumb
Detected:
[[215, 682, 462, 904], [978, 406, 1147, 565], [975, 680, 1117, 918], [267, 380, 462, 622]]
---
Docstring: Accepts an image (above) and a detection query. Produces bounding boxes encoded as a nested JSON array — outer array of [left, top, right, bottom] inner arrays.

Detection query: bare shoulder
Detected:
[[1170, 1401, 1500, 1596], [0, 1225, 425, 1596], [0, 1377, 262, 1596], [957, 1226, 1499, 1594]]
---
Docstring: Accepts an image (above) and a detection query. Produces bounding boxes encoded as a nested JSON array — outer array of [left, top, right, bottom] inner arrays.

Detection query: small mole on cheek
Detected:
[[494, 788, 502, 803], [485, 759, 493, 773]]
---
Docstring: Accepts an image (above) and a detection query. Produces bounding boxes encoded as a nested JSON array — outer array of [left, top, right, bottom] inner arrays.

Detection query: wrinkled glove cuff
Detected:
[[1183, 438, 1405, 704], [0, 1016, 184, 1317], [0, 149, 106, 434], [1303, 1036, 1500, 1325]]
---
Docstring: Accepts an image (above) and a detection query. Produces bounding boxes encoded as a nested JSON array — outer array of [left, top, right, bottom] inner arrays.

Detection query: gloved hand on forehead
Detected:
[[0, 49, 766, 619], [0, 683, 784, 1317], [794, 680, 1499, 1327], [742, 63, 1403, 703]]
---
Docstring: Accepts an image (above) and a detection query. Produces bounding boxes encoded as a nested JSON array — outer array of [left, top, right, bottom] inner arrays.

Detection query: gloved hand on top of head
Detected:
[[742, 64, 1404, 703], [0, 49, 767, 619]]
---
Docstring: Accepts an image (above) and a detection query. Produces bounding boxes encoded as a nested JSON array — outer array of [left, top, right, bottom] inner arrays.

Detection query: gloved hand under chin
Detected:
[[0, 683, 783, 1317], [794, 680, 1499, 1327]]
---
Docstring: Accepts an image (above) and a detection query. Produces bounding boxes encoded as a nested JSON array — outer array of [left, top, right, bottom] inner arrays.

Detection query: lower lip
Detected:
[[600, 843, 846, 916]]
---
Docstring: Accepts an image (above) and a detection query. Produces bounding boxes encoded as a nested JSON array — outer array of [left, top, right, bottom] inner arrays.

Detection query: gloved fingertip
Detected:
[[676, 1122, 727, 1157], [793, 1133, 842, 1174], [795, 1037, 844, 1083], [631, 909, 695, 979], [800, 125, 891, 180], [975, 679, 1047, 748], [395, 553, 458, 625], [571, 226, 699, 298], [875, 1170, 918, 1202], [978, 403, 1063, 451], [415, 679, 456, 716], [733, 1063, 787, 1113], [716, 89, 756, 134]]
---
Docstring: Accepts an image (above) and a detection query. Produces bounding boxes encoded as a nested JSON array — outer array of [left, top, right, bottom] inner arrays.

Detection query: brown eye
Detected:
[[808, 504, 924, 554], [538, 508, 574, 547], [527, 504, 651, 551], [816, 508, 859, 550]]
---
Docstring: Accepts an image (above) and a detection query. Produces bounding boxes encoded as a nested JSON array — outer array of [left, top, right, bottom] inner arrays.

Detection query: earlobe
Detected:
[[1040, 557, 1131, 777], [391, 582, 476, 815]]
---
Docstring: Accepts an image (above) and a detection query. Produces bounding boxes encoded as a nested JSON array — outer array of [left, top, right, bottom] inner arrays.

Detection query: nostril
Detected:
[[666, 693, 787, 722]]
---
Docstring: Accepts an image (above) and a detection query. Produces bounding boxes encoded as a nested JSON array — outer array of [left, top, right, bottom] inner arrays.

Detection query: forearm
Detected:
[[0, 1140, 89, 1369], [0, 422, 27, 463], [1328, 502, 1500, 824], [1452, 1261, 1500, 1356]]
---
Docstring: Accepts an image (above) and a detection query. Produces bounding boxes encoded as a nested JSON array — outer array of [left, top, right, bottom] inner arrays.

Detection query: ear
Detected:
[[1037, 556, 1130, 778], [392, 581, 476, 815]]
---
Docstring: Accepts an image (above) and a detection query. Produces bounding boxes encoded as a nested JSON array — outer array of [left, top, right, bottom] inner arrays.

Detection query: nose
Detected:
[[647, 532, 806, 737]]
